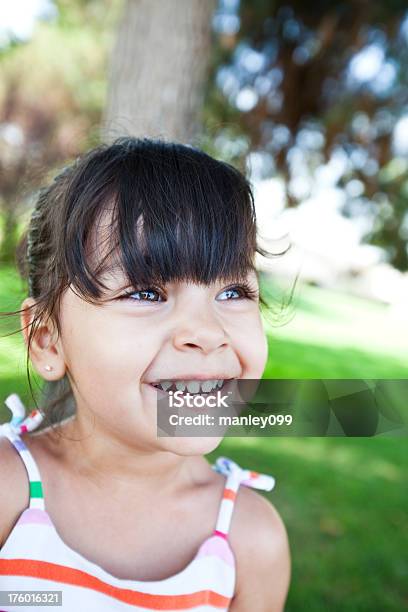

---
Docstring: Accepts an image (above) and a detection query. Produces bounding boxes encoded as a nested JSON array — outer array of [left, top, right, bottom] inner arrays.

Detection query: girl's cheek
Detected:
[[239, 326, 268, 378], [260, 331, 269, 371], [257, 323, 269, 372]]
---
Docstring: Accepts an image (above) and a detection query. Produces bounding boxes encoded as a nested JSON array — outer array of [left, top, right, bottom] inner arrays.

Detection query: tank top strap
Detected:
[[0, 393, 45, 510], [211, 456, 276, 539]]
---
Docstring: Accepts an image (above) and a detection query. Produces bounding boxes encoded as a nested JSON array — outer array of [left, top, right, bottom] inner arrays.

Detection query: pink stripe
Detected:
[[196, 535, 235, 567], [241, 478, 255, 486], [16, 508, 52, 526], [213, 530, 227, 540]]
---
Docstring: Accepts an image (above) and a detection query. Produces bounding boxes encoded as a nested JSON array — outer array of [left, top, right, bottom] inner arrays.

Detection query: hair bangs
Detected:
[[64, 140, 259, 304]]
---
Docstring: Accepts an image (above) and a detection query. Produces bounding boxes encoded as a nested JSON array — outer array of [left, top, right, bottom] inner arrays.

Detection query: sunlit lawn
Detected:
[[0, 266, 407, 610], [217, 279, 408, 611]]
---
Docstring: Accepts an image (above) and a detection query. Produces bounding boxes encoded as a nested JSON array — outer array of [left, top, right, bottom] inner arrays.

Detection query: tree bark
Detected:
[[102, 0, 217, 144]]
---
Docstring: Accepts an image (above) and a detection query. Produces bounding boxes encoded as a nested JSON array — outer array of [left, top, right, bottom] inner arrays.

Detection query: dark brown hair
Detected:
[[1, 136, 293, 430]]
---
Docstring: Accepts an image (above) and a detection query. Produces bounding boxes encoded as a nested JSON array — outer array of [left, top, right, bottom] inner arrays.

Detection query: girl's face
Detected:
[[25, 202, 268, 457], [55, 268, 268, 456]]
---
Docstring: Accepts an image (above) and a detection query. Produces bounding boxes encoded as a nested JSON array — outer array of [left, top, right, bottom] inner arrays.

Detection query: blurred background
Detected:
[[0, 0, 407, 609]]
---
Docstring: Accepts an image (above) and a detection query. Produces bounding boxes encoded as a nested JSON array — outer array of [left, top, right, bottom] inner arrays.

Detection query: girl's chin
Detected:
[[160, 435, 224, 456], [142, 383, 227, 454]]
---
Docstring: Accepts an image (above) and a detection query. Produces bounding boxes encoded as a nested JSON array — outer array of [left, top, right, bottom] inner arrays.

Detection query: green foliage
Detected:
[[206, 0, 408, 269], [0, 0, 122, 263]]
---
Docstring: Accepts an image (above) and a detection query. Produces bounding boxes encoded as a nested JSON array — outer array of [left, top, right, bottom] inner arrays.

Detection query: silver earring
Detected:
[[44, 365, 53, 372]]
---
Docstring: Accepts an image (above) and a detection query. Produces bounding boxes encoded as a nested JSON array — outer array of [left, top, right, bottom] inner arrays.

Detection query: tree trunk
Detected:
[[102, 0, 217, 144]]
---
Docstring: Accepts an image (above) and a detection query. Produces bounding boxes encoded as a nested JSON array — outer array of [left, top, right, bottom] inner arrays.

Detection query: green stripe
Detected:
[[29, 481, 44, 499]]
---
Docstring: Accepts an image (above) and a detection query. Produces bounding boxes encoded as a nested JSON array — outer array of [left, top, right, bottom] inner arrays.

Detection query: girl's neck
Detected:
[[43, 413, 211, 499]]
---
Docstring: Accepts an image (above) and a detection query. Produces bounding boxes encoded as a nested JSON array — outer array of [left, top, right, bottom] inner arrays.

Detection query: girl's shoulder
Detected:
[[230, 480, 287, 546], [0, 414, 69, 549], [227, 470, 284, 543], [228, 479, 291, 609], [211, 456, 290, 609], [0, 435, 34, 547]]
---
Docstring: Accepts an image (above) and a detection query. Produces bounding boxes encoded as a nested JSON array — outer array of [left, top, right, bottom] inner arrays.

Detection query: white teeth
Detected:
[[155, 379, 226, 393], [201, 380, 214, 393], [186, 381, 200, 393], [159, 381, 172, 391]]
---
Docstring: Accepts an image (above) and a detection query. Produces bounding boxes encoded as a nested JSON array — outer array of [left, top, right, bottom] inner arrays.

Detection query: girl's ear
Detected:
[[19, 297, 66, 380]]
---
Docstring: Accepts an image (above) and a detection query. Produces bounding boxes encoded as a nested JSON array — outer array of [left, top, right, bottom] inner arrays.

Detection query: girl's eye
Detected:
[[117, 288, 165, 302], [217, 283, 259, 301], [116, 282, 258, 303]]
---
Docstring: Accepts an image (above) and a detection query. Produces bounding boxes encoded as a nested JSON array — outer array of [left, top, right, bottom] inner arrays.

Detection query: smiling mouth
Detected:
[[148, 379, 234, 395]]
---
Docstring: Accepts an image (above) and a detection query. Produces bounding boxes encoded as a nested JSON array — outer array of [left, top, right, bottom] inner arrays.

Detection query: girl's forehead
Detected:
[[86, 206, 145, 269], [85, 210, 120, 272]]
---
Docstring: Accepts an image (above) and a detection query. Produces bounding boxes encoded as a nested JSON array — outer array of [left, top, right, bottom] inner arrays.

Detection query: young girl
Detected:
[[0, 137, 291, 611]]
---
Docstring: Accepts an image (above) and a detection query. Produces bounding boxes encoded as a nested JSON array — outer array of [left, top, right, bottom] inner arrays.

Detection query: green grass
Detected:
[[209, 436, 408, 611], [1, 266, 407, 610], [211, 280, 408, 611]]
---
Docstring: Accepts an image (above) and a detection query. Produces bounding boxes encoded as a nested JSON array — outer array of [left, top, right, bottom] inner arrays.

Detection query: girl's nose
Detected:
[[172, 314, 228, 355]]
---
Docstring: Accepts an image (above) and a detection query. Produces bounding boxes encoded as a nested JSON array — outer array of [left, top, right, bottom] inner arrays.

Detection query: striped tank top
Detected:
[[0, 394, 275, 611]]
